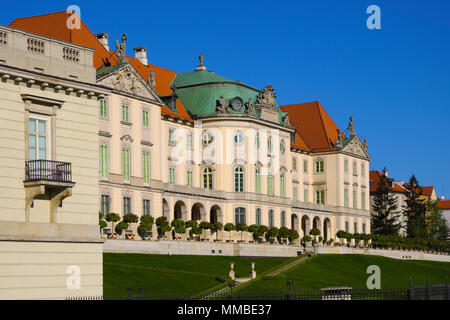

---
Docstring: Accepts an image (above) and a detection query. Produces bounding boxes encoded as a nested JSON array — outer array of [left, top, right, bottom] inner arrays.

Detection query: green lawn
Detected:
[[239, 254, 450, 292], [103, 253, 291, 297]]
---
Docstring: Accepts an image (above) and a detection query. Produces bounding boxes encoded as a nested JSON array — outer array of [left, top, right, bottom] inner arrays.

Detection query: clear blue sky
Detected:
[[3, 1, 449, 197]]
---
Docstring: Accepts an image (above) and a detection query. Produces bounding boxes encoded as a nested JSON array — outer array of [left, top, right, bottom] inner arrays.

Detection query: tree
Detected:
[[155, 216, 171, 237], [235, 222, 248, 241], [115, 221, 129, 234], [288, 229, 299, 242], [403, 175, 427, 238], [371, 168, 401, 235], [224, 223, 235, 240], [266, 227, 279, 240], [123, 213, 139, 230], [105, 213, 120, 232], [137, 215, 154, 237], [171, 219, 186, 238], [99, 219, 107, 229], [192, 226, 203, 240], [210, 222, 223, 240], [199, 221, 212, 239], [278, 226, 290, 240], [309, 228, 321, 236], [426, 200, 449, 241]]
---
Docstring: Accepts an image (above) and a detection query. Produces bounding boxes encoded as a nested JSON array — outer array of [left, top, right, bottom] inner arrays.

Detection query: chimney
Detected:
[[134, 47, 148, 65], [96, 33, 109, 51]]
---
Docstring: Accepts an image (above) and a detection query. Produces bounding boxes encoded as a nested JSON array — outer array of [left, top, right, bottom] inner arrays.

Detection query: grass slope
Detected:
[[240, 254, 450, 291], [103, 253, 290, 297]]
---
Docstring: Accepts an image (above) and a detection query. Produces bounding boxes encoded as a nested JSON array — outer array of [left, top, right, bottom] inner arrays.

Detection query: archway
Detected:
[[301, 215, 310, 238], [191, 203, 206, 221], [162, 199, 170, 218], [291, 214, 299, 232], [210, 205, 222, 223], [313, 216, 321, 233], [323, 218, 331, 241], [174, 200, 187, 221]]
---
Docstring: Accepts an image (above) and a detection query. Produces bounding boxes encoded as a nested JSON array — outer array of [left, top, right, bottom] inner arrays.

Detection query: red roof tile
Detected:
[[369, 170, 408, 193], [438, 200, 450, 210]]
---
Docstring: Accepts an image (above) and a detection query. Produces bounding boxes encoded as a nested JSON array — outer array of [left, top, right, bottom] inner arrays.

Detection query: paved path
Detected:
[[265, 255, 310, 277]]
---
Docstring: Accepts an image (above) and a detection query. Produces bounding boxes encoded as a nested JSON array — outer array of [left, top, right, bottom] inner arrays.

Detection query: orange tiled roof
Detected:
[[9, 11, 193, 123], [281, 101, 343, 153], [422, 186, 435, 197], [438, 199, 450, 210], [369, 170, 408, 193]]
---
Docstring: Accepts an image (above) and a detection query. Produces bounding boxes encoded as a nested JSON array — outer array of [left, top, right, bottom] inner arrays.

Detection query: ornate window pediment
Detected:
[[341, 137, 370, 160]]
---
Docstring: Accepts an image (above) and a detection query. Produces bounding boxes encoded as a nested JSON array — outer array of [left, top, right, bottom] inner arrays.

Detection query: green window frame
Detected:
[[353, 189, 357, 208], [292, 157, 297, 171], [361, 191, 366, 209], [315, 190, 325, 205], [142, 152, 150, 184], [303, 160, 308, 173], [186, 170, 193, 186], [142, 109, 149, 128], [255, 168, 261, 194], [168, 128, 175, 146], [100, 99, 108, 118], [281, 211, 286, 227], [267, 174, 274, 196], [234, 166, 244, 192], [344, 189, 349, 207], [304, 188, 309, 202], [100, 145, 109, 178], [122, 148, 130, 182], [280, 172, 286, 197], [293, 187, 298, 201], [203, 167, 213, 189], [169, 167, 176, 184], [121, 104, 129, 122], [268, 210, 274, 228]]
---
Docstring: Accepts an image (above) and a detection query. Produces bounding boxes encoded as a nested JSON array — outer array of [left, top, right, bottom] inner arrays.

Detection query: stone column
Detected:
[[251, 262, 256, 279], [229, 262, 235, 280]]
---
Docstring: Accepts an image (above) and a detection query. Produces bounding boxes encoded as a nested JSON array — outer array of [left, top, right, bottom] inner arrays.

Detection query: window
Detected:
[[234, 131, 243, 145], [101, 195, 110, 217], [362, 223, 366, 234], [354, 222, 358, 233], [344, 159, 348, 173], [143, 199, 150, 215], [169, 167, 176, 184], [186, 170, 193, 186], [268, 210, 274, 228], [315, 190, 325, 205], [292, 157, 297, 171], [281, 211, 286, 227], [168, 128, 175, 146], [122, 148, 130, 182], [268, 136, 272, 152], [234, 166, 244, 192], [304, 188, 309, 202], [353, 161, 357, 176], [314, 160, 324, 173], [267, 173, 274, 196], [142, 109, 149, 128], [256, 208, 261, 226], [255, 168, 261, 194], [361, 163, 365, 177], [29, 118, 47, 160], [280, 171, 286, 197], [280, 139, 285, 154], [344, 189, 349, 207], [203, 167, 213, 189], [123, 197, 131, 215], [142, 152, 150, 184], [303, 160, 308, 173], [361, 191, 366, 209], [121, 104, 129, 122], [353, 190, 357, 208], [99, 99, 108, 118], [187, 132, 193, 150], [231, 98, 242, 111], [234, 207, 246, 225], [293, 187, 298, 201], [100, 145, 109, 179], [345, 221, 349, 232], [202, 131, 212, 146], [255, 132, 260, 149]]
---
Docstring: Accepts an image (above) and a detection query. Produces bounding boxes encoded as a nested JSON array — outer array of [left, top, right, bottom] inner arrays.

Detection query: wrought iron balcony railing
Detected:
[[25, 160, 73, 183]]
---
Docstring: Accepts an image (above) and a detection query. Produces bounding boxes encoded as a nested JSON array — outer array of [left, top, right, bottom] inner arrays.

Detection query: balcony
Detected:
[[24, 160, 75, 223]]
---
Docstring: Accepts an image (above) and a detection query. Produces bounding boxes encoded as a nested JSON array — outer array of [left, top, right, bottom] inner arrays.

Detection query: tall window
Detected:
[[203, 167, 213, 189], [123, 197, 131, 215], [101, 195, 110, 217], [29, 118, 47, 160], [304, 188, 309, 202], [362, 223, 366, 234], [121, 104, 129, 122], [255, 132, 260, 149], [280, 140, 285, 154], [353, 161, 357, 175], [281, 211, 286, 227], [361, 163, 365, 177], [268, 136, 272, 152], [168, 128, 175, 146], [292, 157, 297, 171], [268, 210, 274, 228], [122, 148, 130, 182], [344, 159, 348, 174], [256, 208, 261, 226], [345, 221, 349, 232], [293, 187, 298, 201], [353, 189, 357, 208], [142, 152, 150, 184], [142, 109, 149, 128], [303, 159, 308, 173], [169, 167, 176, 184], [186, 170, 193, 186], [315, 190, 325, 205], [143, 199, 150, 215], [234, 166, 244, 192], [344, 189, 349, 207], [361, 191, 366, 209], [314, 160, 324, 173], [234, 207, 246, 225], [99, 99, 108, 118], [186, 132, 193, 150], [255, 168, 261, 193], [100, 145, 109, 179], [354, 222, 358, 233], [280, 171, 286, 197], [267, 173, 274, 196]]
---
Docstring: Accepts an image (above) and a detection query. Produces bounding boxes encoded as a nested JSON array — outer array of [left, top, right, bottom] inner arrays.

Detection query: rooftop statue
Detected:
[[196, 53, 206, 71], [256, 84, 276, 107], [347, 115, 356, 137], [335, 129, 343, 148], [148, 69, 156, 88], [115, 33, 129, 64], [216, 95, 229, 114], [246, 98, 254, 116], [282, 113, 290, 127]]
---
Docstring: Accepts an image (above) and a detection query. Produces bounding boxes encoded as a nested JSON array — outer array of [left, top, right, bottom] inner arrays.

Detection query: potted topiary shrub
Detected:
[[278, 227, 290, 244], [155, 216, 171, 239], [336, 230, 347, 245], [224, 223, 235, 242], [258, 225, 268, 243], [115, 221, 129, 238], [105, 213, 120, 238], [288, 229, 299, 245], [199, 221, 212, 241], [171, 219, 186, 240], [191, 226, 202, 241], [185, 220, 198, 240], [235, 222, 248, 242], [137, 215, 154, 240], [302, 235, 312, 246], [210, 222, 223, 242], [123, 213, 139, 235], [266, 227, 279, 244]]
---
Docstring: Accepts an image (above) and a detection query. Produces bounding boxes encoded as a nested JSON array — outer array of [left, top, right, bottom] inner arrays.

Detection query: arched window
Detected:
[[268, 210, 274, 228], [256, 208, 261, 225], [281, 211, 286, 227], [235, 207, 246, 225], [202, 167, 213, 189], [255, 168, 261, 194], [234, 166, 244, 192], [280, 171, 286, 197]]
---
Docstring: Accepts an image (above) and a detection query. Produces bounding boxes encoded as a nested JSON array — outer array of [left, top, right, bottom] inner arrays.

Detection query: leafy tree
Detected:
[[247, 224, 259, 233], [210, 222, 223, 240], [137, 215, 154, 236], [426, 200, 449, 241], [115, 221, 129, 234], [123, 213, 139, 230], [309, 228, 321, 236], [278, 226, 290, 239], [185, 220, 198, 229], [258, 225, 268, 235], [155, 216, 171, 237], [266, 227, 279, 239], [105, 213, 120, 232], [192, 226, 203, 240], [403, 175, 427, 238], [199, 221, 212, 239], [99, 219, 107, 229], [371, 168, 401, 235], [171, 219, 186, 237], [235, 223, 248, 241], [288, 229, 299, 242], [224, 223, 235, 240]]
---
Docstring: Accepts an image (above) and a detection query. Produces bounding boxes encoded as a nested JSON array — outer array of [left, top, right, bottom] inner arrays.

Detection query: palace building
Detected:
[[1, 10, 371, 298]]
